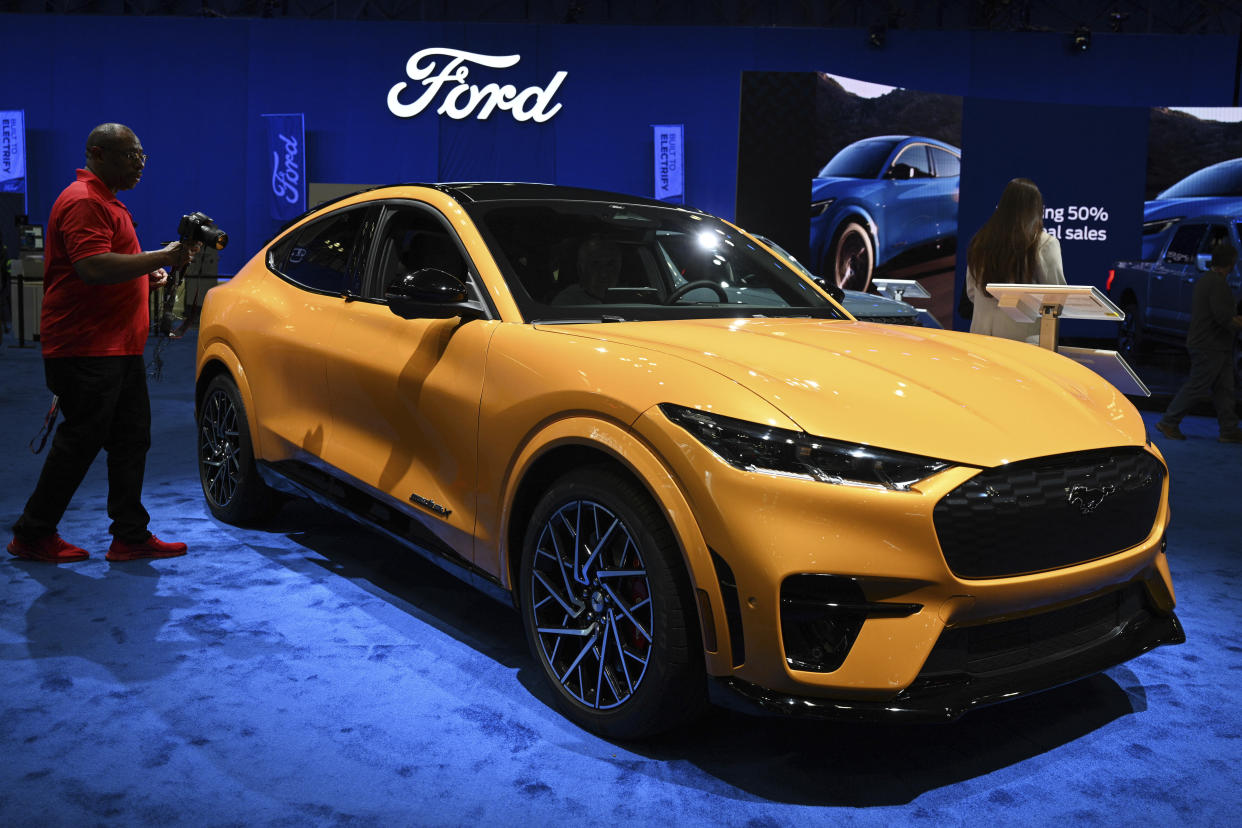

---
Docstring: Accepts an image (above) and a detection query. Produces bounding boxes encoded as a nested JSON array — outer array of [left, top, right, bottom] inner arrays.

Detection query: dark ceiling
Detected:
[[3, 0, 1241, 36]]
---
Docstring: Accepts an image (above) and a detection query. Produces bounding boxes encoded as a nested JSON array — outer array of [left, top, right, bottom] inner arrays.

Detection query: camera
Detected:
[[178, 211, 228, 250]]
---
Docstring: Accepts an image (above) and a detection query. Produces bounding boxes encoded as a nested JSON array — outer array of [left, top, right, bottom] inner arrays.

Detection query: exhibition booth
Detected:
[[1, 12, 1241, 826]]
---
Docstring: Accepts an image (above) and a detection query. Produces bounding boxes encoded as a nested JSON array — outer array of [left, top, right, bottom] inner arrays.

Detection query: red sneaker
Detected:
[[106, 534, 188, 562], [7, 534, 90, 563]]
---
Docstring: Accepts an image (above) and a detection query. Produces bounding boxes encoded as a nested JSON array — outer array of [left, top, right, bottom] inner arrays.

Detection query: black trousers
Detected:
[[13, 355, 151, 543], [1159, 348, 1239, 433]]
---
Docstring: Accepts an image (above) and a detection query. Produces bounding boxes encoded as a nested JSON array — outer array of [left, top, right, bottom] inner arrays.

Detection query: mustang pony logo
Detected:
[[387, 47, 568, 123], [1067, 484, 1116, 514]]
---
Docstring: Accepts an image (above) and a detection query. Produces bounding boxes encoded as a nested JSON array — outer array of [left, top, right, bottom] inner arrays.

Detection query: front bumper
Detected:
[[710, 582, 1184, 722]]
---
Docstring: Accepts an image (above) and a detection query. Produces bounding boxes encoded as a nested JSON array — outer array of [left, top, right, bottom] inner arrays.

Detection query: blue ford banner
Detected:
[[652, 124, 684, 204], [262, 113, 306, 221], [1, 110, 27, 211]]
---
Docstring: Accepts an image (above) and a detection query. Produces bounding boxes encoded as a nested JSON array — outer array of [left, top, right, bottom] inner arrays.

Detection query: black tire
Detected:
[[830, 220, 874, 292], [518, 465, 706, 739], [1118, 298, 1144, 360], [197, 374, 279, 524]]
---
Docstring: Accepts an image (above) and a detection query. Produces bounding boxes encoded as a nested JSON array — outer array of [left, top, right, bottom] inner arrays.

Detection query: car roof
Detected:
[[855, 135, 960, 154], [434, 182, 690, 209], [283, 182, 708, 236]]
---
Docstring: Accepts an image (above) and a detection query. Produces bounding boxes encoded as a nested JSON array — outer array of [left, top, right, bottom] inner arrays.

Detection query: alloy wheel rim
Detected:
[[199, 389, 242, 507], [530, 498, 653, 711], [837, 229, 871, 291]]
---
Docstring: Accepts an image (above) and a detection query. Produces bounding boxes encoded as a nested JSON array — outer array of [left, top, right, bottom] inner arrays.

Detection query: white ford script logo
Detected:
[[387, 47, 568, 123]]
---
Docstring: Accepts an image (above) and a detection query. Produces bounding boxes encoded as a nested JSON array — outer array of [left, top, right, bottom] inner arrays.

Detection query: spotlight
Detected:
[[868, 24, 886, 48], [1070, 26, 1091, 52]]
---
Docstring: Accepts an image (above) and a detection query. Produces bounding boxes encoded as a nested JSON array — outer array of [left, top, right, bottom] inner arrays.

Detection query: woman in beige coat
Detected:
[[965, 178, 1066, 343]]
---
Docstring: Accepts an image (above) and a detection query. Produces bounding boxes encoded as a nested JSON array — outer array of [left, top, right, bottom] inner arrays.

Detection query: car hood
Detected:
[[1144, 196, 1242, 221], [841, 289, 917, 317], [812, 177, 883, 202], [553, 318, 1142, 468]]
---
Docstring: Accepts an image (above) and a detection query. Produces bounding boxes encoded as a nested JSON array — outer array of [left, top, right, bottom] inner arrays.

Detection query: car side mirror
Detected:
[[385, 268, 486, 320], [814, 276, 846, 303]]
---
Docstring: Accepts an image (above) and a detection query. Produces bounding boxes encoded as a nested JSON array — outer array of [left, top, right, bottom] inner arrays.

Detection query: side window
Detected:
[[1164, 224, 1205, 265], [930, 147, 960, 178], [889, 145, 932, 179], [1200, 224, 1229, 256], [270, 207, 368, 294], [370, 205, 469, 300]]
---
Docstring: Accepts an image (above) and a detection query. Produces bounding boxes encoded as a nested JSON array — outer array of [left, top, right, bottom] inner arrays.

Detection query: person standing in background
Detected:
[[1155, 242, 1242, 444], [965, 178, 1067, 343]]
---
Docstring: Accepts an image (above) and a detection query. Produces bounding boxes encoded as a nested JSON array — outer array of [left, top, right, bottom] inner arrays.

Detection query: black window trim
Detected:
[[360, 198, 499, 319]]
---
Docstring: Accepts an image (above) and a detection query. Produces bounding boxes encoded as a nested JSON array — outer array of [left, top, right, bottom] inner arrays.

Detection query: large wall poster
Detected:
[[810, 73, 963, 326], [1104, 106, 1242, 358], [1142, 107, 1242, 255]]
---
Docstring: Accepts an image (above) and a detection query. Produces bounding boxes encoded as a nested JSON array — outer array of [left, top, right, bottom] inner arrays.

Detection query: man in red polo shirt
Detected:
[[8, 123, 193, 563]]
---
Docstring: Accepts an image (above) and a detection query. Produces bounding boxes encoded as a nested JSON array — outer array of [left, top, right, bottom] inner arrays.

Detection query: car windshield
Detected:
[[468, 199, 846, 323], [1159, 160, 1242, 198], [817, 138, 902, 179]]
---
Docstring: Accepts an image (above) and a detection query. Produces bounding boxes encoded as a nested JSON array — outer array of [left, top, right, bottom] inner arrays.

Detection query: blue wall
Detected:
[[0, 15, 1237, 279]]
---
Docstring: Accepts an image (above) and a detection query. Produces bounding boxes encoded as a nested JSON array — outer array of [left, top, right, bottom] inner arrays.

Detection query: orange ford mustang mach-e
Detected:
[[195, 184, 1182, 739]]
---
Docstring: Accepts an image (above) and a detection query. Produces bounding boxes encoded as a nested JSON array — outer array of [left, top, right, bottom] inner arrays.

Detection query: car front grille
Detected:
[[917, 582, 1149, 678], [933, 447, 1165, 579]]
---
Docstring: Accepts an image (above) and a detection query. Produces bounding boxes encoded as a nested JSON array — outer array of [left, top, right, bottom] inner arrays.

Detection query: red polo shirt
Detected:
[[40, 169, 150, 358]]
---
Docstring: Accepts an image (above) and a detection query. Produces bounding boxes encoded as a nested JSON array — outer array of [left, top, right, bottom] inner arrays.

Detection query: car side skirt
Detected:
[[258, 459, 512, 606]]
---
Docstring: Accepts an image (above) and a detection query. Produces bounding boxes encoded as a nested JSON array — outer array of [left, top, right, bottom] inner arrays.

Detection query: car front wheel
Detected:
[[198, 374, 279, 524], [518, 465, 705, 739], [832, 220, 874, 292]]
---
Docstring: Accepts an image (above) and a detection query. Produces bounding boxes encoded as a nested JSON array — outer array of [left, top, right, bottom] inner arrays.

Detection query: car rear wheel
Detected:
[[198, 374, 279, 524], [832, 220, 874, 292], [518, 465, 706, 739], [1118, 298, 1144, 360]]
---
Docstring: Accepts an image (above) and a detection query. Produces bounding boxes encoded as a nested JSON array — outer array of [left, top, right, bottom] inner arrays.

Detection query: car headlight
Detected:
[[810, 198, 837, 219], [660, 404, 950, 491]]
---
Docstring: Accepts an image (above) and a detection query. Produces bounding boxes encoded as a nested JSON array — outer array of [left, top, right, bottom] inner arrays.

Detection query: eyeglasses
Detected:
[[94, 146, 147, 164]]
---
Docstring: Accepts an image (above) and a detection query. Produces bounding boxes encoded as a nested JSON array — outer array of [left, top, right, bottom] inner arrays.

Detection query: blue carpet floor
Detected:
[[1, 331, 1240, 826]]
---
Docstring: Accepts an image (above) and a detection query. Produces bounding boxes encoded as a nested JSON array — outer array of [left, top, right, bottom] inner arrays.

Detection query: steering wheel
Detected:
[[664, 280, 729, 304]]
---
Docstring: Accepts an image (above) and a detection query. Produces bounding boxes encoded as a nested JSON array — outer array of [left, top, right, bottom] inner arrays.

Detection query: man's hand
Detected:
[[161, 240, 192, 269], [149, 268, 169, 289]]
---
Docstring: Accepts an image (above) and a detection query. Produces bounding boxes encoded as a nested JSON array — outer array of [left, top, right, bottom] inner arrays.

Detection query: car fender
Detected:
[[814, 203, 878, 267], [495, 414, 735, 676], [1109, 264, 1152, 311], [195, 337, 265, 459]]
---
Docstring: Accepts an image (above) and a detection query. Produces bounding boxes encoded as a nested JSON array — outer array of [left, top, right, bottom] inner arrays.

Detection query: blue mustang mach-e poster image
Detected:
[[810, 73, 962, 325], [1108, 105, 1242, 378]]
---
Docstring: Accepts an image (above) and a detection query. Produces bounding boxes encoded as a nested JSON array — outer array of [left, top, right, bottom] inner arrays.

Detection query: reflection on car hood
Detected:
[[841, 289, 917, 318], [560, 318, 1142, 467]]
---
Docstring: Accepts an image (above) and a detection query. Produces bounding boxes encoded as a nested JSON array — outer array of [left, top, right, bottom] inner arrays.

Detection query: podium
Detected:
[[872, 278, 930, 303], [984, 283, 1149, 397]]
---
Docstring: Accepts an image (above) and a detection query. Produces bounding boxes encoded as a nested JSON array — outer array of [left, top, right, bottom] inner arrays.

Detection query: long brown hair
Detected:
[[968, 178, 1046, 294]]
